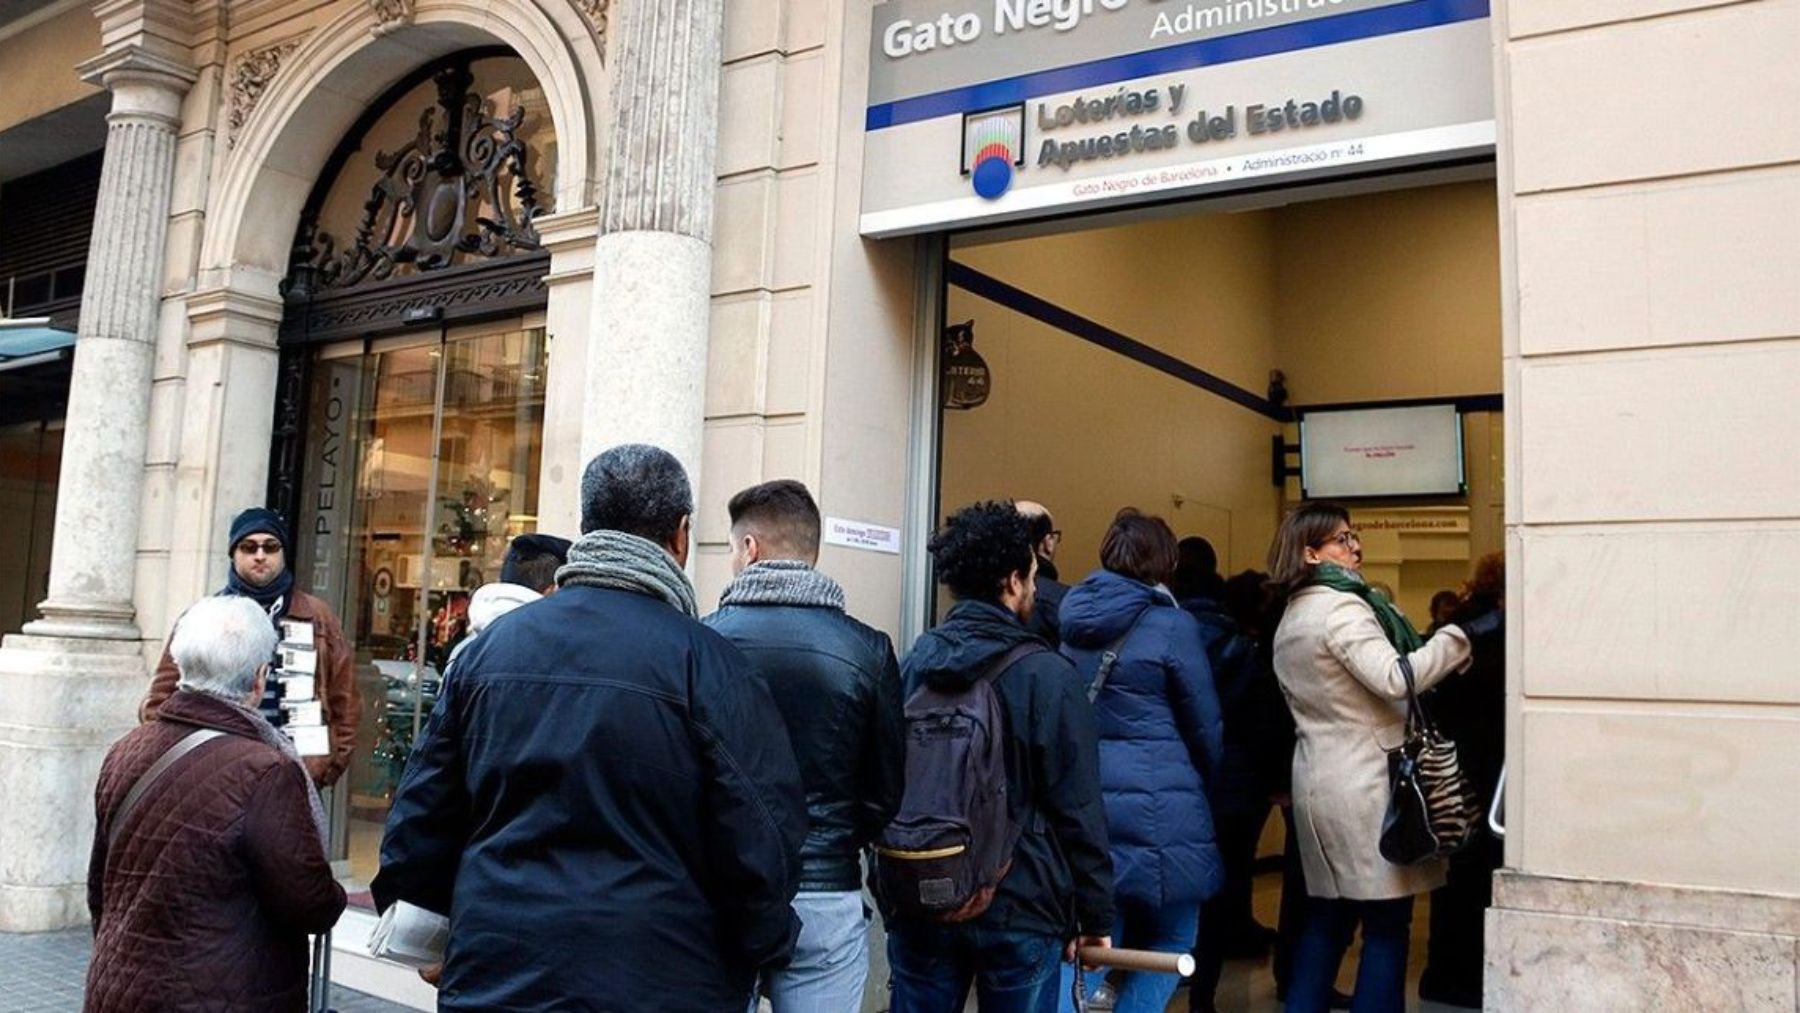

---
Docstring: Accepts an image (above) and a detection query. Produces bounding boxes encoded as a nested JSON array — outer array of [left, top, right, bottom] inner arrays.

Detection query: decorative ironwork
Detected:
[[228, 38, 304, 147], [266, 344, 313, 527], [281, 253, 549, 345], [288, 59, 547, 296]]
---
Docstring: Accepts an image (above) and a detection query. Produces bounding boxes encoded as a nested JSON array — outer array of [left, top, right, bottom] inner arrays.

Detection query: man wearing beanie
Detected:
[[141, 507, 360, 788]]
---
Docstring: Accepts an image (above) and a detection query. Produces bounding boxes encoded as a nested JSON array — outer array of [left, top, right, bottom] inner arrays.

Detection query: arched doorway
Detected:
[[268, 48, 558, 894]]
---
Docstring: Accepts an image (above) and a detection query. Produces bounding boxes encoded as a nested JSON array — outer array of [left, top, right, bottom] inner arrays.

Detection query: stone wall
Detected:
[[1492, 0, 1800, 1005]]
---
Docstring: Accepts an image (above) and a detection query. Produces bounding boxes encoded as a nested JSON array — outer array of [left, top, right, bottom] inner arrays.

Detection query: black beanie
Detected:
[[500, 533, 572, 585], [228, 507, 290, 554]]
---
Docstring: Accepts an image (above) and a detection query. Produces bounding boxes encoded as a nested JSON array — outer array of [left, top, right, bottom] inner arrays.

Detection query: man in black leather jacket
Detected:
[[706, 480, 905, 1012]]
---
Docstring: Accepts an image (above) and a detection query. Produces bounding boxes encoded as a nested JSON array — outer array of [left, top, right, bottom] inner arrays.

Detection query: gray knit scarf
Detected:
[[556, 530, 699, 618], [718, 559, 847, 611], [215, 694, 330, 848]]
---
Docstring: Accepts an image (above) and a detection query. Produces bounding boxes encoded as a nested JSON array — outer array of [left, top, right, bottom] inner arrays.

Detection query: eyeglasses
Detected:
[[1316, 529, 1361, 549], [236, 540, 284, 556], [1050, 530, 1063, 541]]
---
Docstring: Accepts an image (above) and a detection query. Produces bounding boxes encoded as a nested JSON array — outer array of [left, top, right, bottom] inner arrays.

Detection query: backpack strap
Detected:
[[981, 641, 1045, 685]]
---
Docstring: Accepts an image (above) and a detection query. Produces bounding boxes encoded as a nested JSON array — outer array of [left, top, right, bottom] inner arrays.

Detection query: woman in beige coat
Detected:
[[1267, 502, 1498, 1013]]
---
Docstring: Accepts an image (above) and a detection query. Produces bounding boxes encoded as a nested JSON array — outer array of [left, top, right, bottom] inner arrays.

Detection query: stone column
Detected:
[[0, 45, 195, 931], [582, 0, 723, 486]]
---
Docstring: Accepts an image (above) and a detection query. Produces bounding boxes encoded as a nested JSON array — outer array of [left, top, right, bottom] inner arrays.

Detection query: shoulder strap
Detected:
[[107, 728, 227, 849], [981, 641, 1045, 686], [1087, 606, 1155, 703], [1396, 656, 1437, 738]]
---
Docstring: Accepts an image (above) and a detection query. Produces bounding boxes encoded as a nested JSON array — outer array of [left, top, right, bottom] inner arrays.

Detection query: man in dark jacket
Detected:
[[88, 595, 345, 1012], [1172, 538, 1277, 1011], [884, 500, 1113, 1013], [373, 444, 808, 1012], [705, 479, 904, 1011], [1016, 500, 1069, 647]]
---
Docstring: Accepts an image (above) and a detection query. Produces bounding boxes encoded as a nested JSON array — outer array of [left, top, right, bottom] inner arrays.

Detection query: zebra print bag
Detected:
[[1379, 657, 1482, 865]]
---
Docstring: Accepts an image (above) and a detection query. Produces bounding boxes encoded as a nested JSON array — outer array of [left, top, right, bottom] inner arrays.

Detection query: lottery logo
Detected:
[[962, 105, 1025, 201]]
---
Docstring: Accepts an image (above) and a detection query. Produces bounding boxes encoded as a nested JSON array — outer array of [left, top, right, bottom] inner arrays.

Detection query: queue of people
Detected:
[[84, 441, 1507, 1013]]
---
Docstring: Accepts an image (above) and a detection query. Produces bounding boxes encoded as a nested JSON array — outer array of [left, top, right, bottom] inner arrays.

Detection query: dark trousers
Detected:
[[888, 921, 1063, 1013], [1272, 805, 1308, 993], [1189, 804, 1270, 1006], [1420, 834, 1502, 1006], [1287, 896, 1415, 1013]]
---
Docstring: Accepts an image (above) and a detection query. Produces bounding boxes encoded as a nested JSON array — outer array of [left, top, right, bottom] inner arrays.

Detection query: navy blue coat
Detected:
[[1060, 571, 1225, 909], [372, 586, 808, 1012], [1179, 594, 1270, 816]]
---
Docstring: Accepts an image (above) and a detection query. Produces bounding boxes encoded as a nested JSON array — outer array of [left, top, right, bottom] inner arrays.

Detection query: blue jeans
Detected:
[[1286, 896, 1415, 1013], [1058, 899, 1201, 1013], [888, 921, 1063, 1013], [750, 891, 869, 1013]]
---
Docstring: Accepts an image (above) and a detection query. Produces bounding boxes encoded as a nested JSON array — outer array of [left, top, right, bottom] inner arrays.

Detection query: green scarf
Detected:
[[1307, 562, 1422, 653]]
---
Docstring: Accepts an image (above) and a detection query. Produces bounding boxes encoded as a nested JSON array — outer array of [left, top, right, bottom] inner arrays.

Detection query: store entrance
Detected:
[[296, 317, 547, 896], [933, 172, 1504, 1009], [937, 174, 1504, 615]]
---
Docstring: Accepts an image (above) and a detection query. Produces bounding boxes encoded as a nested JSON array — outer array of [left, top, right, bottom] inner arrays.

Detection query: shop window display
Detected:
[[299, 325, 546, 896]]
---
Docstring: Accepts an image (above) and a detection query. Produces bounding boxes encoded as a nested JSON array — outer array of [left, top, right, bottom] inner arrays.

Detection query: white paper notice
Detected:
[[284, 700, 324, 728], [283, 675, 316, 703], [823, 517, 901, 555], [290, 724, 331, 757], [280, 645, 318, 675], [278, 619, 314, 649]]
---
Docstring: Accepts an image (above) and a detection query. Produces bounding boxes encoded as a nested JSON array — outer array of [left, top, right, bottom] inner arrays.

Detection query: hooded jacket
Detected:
[[444, 582, 543, 675], [893, 599, 1114, 938], [1060, 570, 1226, 909]]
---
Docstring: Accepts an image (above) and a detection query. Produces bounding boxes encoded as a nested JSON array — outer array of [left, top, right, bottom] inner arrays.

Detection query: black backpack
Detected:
[[874, 642, 1041, 922]]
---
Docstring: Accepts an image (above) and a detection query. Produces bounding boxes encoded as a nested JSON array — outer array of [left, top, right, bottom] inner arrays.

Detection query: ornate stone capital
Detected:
[[368, 0, 415, 37], [573, 0, 609, 54], [228, 37, 305, 147], [77, 45, 197, 127]]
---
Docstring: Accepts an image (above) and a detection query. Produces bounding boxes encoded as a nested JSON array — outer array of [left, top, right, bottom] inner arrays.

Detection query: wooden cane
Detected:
[[1076, 946, 1196, 976]]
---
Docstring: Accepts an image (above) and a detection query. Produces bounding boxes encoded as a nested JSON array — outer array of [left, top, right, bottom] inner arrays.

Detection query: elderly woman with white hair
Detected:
[[86, 595, 345, 1012]]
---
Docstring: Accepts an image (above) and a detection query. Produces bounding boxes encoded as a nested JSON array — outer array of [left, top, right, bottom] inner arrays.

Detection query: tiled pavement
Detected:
[[0, 929, 414, 1012]]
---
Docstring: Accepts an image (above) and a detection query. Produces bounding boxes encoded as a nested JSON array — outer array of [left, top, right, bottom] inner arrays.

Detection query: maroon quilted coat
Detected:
[[86, 689, 346, 1012]]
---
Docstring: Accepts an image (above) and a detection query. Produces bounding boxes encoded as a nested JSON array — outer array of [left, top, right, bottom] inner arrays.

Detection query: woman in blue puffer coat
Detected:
[[1058, 509, 1225, 1013]]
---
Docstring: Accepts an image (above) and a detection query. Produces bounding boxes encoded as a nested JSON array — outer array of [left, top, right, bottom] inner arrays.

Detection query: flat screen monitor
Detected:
[[1299, 404, 1465, 499]]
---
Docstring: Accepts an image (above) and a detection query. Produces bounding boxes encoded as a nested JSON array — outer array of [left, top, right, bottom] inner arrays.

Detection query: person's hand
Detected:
[[418, 964, 442, 986], [1454, 609, 1503, 643], [1065, 934, 1111, 969]]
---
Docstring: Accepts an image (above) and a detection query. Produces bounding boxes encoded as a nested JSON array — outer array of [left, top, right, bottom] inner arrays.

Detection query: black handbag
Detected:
[[1379, 657, 1482, 865]]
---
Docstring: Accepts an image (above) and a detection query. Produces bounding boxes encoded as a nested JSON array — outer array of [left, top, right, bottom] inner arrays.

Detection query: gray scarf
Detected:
[[556, 530, 698, 618], [214, 694, 330, 848], [718, 559, 847, 611]]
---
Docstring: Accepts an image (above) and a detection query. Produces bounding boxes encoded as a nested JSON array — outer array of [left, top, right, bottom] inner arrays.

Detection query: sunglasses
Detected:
[[236, 539, 285, 556]]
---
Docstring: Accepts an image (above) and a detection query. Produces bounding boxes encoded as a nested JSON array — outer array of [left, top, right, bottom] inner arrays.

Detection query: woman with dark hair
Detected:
[[1266, 502, 1498, 1013], [1057, 509, 1224, 1013]]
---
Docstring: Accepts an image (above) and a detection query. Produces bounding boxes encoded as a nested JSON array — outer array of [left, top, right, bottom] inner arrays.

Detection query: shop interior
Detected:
[[939, 171, 1504, 622], [936, 169, 1504, 1007]]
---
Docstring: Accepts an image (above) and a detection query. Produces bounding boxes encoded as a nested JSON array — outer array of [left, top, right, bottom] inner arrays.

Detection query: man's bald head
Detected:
[[1016, 500, 1059, 561]]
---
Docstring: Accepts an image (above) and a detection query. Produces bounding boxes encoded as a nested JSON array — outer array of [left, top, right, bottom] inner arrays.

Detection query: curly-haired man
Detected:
[[882, 500, 1115, 1013]]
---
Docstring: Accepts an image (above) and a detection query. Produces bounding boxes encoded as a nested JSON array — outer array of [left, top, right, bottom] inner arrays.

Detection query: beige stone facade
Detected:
[[1487, 0, 1800, 1006], [1, 0, 1796, 1007]]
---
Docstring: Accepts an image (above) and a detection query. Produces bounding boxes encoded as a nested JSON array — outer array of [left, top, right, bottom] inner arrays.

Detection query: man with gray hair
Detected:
[[375, 443, 808, 1012], [87, 595, 345, 1012]]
